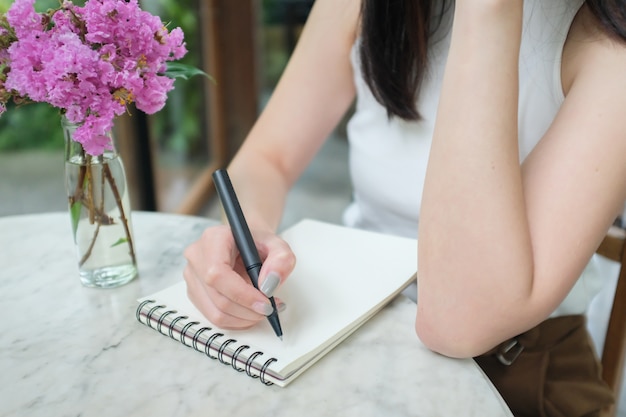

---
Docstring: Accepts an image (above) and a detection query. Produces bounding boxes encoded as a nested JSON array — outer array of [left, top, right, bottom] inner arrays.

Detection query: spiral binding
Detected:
[[136, 299, 278, 386]]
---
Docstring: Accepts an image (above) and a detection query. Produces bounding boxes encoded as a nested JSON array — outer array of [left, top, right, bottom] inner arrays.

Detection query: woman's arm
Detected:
[[183, 0, 359, 329], [416, 1, 626, 357], [227, 0, 359, 233]]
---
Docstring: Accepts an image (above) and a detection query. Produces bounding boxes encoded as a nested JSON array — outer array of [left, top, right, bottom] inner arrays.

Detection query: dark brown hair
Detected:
[[359, 0, 626, 121], [587, 0, 626, 40]]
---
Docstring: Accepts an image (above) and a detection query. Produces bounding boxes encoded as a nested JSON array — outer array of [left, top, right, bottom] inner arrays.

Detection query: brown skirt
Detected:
[[474, 315, 614, 417]]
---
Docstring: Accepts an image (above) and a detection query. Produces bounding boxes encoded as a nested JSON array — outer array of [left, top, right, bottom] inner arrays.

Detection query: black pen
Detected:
[[212, 169, 283, 340]]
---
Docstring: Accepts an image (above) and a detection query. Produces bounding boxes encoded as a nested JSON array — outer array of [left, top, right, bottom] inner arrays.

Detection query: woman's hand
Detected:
[[183, 224, 295, 329]]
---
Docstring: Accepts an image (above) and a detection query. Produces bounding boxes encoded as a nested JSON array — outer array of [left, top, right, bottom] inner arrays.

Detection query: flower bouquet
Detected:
[[0, 0, 201, 287]]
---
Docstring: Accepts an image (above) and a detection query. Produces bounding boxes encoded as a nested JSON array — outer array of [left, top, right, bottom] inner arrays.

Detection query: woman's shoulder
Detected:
[[562, 4, 626, 96]]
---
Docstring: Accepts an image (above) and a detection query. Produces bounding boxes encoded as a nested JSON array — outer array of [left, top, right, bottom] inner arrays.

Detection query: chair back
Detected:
[[597, 223, 626, 417]]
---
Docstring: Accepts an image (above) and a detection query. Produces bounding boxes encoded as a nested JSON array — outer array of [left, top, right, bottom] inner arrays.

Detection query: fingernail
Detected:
[[277, 301, 287, 312], [252, 301, 274, 316], [260, 272, 280, 298]]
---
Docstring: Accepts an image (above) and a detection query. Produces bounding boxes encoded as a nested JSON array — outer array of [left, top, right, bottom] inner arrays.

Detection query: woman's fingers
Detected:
[[183, 224, 294, 329], [184, 263, 262, 328], [255, 229, 297, 297]]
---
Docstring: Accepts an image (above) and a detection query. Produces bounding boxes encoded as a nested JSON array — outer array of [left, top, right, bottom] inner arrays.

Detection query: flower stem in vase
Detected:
[[75, 157, 103, 267], [102, 162, 137, 265], [64, 122, 138, 288]]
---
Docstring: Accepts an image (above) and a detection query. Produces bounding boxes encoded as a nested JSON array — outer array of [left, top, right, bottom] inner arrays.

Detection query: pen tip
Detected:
[[279, 336, 283, 341]]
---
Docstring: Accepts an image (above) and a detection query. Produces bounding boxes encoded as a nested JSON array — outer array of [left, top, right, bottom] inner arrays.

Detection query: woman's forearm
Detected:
[[217, 0, 359, 234], [226, 152, 292, 233], [417, 1, 532, 356]]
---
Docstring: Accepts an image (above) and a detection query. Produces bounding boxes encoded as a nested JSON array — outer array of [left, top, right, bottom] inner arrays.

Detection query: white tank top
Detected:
[[343, 0, 603, 316]]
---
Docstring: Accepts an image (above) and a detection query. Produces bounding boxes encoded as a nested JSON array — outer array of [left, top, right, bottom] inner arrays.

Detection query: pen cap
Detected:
[[212, 169, 263, 269]]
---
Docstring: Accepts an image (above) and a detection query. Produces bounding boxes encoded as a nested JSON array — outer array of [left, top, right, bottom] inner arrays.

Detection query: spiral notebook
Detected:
[[136, 219, 417, 387]]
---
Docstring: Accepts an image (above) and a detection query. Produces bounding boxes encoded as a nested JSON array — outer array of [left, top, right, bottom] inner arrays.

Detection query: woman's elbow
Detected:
[[415, 306, 496, 359]]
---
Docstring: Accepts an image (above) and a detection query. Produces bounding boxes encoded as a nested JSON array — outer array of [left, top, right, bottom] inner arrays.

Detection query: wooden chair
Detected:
[[597, 221, 626, 417]]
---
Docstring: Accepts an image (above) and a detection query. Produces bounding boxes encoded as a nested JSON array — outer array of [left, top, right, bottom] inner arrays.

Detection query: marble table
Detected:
[[1, 211, 513, 417]]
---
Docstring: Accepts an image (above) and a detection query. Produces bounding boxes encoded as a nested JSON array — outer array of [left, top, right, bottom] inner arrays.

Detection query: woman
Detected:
[[184, 0, 626, 414]]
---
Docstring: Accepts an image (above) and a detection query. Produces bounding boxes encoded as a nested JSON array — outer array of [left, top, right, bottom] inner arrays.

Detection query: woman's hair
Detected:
[[359, 0, 626, 121], [587, 0, 626, 40], [358, 0, 449, 120]]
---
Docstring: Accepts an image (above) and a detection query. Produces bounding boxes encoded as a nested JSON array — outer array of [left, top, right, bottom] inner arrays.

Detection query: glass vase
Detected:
[[62, 117, 138, 288]]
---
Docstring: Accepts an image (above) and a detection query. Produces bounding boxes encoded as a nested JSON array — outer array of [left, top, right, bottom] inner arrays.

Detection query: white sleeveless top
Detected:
[[343, 0, 603, 316]]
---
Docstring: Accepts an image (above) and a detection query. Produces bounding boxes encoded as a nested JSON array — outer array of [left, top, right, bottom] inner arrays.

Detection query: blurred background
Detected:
[[0, 0, 352, 228]]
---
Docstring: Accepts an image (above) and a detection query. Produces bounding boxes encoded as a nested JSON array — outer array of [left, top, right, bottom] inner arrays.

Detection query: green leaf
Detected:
[[70, 201, 82, 243], [165, 62, 214, 82], [111, 238, 128, 248]]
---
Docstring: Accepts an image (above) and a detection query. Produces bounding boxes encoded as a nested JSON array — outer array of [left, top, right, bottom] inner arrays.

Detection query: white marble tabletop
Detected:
[[1, 211, 512, 417]]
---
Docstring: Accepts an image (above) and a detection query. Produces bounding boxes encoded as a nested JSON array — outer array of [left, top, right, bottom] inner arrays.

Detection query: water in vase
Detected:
[[65, 153, 138, 288]]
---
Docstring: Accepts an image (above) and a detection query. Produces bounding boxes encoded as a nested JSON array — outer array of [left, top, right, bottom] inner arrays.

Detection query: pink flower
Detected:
[[135, 75, 175, 114], [72, 113, 114, 155], [0, 0, 189, 156], [6, 0, 42, 38]]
